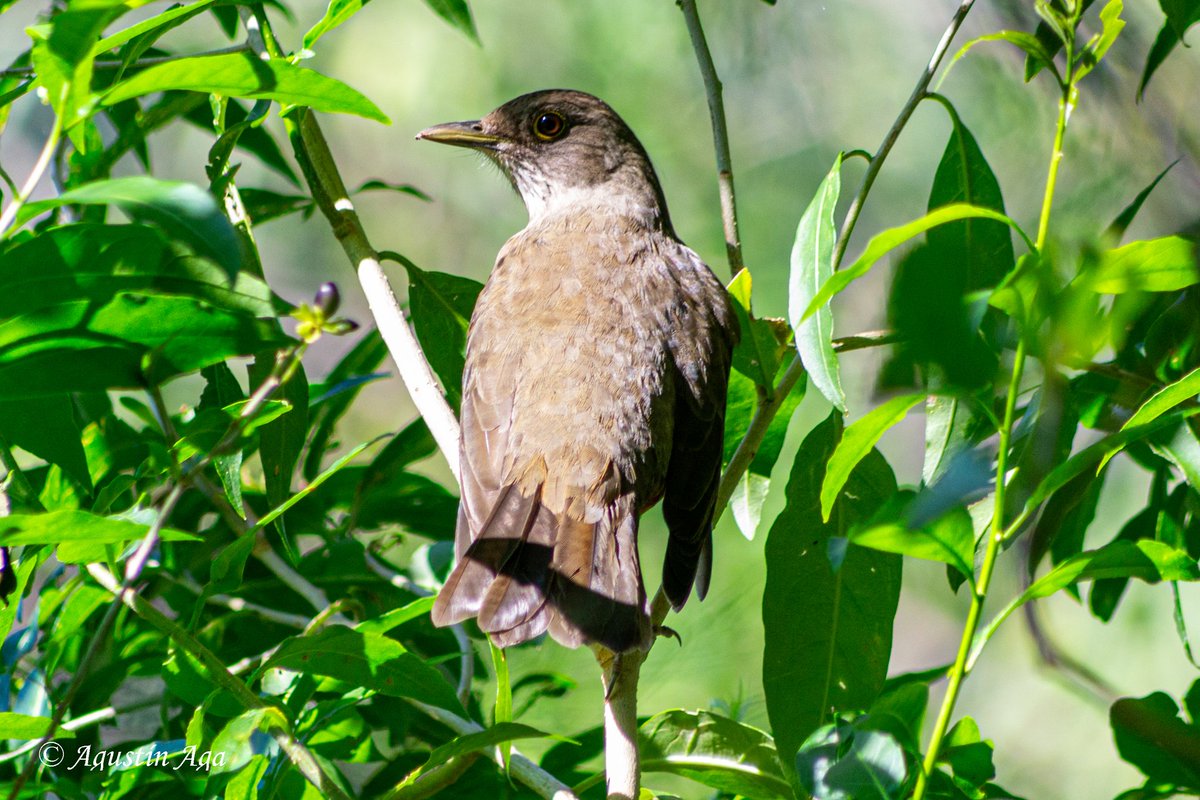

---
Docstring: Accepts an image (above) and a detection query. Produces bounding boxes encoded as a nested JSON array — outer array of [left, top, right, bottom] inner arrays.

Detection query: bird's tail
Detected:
[[430, 485, 650, 652]]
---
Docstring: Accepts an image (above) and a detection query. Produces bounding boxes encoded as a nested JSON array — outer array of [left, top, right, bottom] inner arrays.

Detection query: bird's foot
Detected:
[[654, 624, 682, 646]]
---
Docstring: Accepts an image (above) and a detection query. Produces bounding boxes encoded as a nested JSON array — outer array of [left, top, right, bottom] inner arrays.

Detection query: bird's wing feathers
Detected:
[[660, 244, 739, 610]]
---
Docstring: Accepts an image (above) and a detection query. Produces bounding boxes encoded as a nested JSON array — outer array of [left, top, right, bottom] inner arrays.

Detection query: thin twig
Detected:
[[0, 107, 63, 237], [832, 0, 977, 269], [677, 0, 744, 276]]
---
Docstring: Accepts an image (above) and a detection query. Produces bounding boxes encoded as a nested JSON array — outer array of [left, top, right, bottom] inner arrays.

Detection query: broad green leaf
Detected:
[[795, 721, 906, 800], [103, 52, 389, 123], [422, 0, 480, 43], [0, 711, 76, 740], [0, 224, 281, 318], [1080, 236, 1198, 293], [788, 154, 845, 411], [0, 292, 285, 398], [1159, 0, 1200, 39], [211, 709, 273, 774], [803, 204, 1034, 321], [401, 260, 483, 407], [304, 330, 389, 479], [850, 503, 975, 581], [250, 355, 308, 551], [265, 624, 464, 713], [1093, 367, 1200, 471], [927, 97, 1015, 291], [763, 414, 900, 777], [395, 722, 553, 790], [923, 394, 981, 486], [0, 396, 90, 489], [17, 178, 242, 278], [209, 533, 255, 593], [1111, 691, 1200, 786], [0, 509, 198, 546], [639, 710, 792, 800], [821, 394, 923, 522], [200, 361, 246, 516]]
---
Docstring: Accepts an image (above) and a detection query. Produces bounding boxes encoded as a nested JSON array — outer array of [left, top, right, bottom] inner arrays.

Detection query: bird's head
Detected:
[[417, 89, 671, 230]]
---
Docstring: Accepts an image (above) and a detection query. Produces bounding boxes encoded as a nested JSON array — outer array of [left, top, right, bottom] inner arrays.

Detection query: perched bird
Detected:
[[419, 90, 737, 653]]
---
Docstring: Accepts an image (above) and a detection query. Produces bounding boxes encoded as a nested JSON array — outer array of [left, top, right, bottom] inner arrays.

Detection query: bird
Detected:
[[418, 89, 738, 653]]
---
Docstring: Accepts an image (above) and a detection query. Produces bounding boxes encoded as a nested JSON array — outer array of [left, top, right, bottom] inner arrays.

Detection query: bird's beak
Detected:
[[415, 120, 502, 149]]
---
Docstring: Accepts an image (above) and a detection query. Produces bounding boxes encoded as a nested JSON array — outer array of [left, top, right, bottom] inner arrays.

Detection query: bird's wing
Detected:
[[659, 244, 739, 610]]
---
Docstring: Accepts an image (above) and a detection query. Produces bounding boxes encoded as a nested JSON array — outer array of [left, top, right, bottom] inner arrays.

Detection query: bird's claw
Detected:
[[654, 625, 682, 646]]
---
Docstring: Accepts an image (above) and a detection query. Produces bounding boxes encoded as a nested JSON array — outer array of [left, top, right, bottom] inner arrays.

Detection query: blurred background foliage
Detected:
[[2, 1, 1199, 798]]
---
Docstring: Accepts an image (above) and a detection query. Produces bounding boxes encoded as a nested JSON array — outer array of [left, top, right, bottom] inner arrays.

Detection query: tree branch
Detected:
[[832, 0, 977, 268], [677, 0, 744, 276]]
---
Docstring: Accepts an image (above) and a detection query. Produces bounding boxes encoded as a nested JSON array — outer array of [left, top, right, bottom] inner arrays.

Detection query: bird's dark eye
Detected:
[[533, 111, 567, 141]]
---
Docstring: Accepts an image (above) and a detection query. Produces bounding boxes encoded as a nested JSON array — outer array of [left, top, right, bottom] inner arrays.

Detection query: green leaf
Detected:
[[102, 51, 390, 123], [397, 723, 553, 790], [1026, 406, 1200, 512], [723, 360, 806, 540], [265, 624, 465, 713], [926, 97, 1015, 292], [17, 178, 242, 278], [200, 362, 246, 516], [803, 204, 1034, 321], [979, 540, 1200, 654], [211, 709, 273, 774], [941, 31, 1061, 88], [639, 710, 792, 800], [1159, 0, 1200, 39], [0, 396, 90, 489], [1107, 163, 1178, 241], [821, 394, 923, 522], [939, 717, 996, 788], [1111, 692, 1200, 786], [1076, 0, 1125, 81], [93, 0, 220, 55], [421, 0, 480, 43], [304, 330, 389, 480], [1080, 236, 1198, 293], [304, 0, 371, 50], [0, 224, 281, 318], [0, 711, 76, 740], [1093, 368, 1200, 471], [795, 720, 906, 800], [763, 414, 901, 778], [850, 502, 975, 582], [354, 596, 435, 635], [728, 268, 786, 389], [490, 639, 513, 770], [0, 509, 198, 546], [251, 356, 308, 551], [0, 293, 285, 398], [401, 261, 483, 407], [788, 154, 845, 412]]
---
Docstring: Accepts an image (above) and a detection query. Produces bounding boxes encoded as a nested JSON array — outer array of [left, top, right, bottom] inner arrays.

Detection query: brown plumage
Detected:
[[418, 90, 738, 652]]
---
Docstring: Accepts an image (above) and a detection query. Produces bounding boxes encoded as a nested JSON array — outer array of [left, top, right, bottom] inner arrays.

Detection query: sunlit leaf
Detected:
[[803, 204, 1034, 321], [103, 52, 390, 123], [1080, 236, 1198, 294], [788, 154, 845, 411], [640, 710, 792, 800], [821, 394, 922, 522]]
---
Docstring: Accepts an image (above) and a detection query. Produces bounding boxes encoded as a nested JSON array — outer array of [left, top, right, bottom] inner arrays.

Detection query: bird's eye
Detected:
[[533, 111, 567, 141]]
